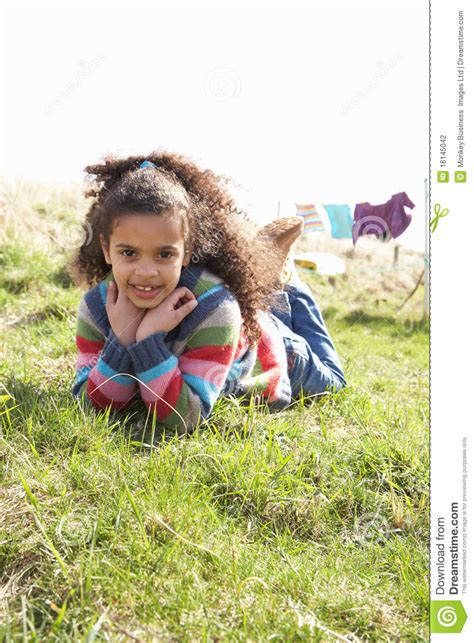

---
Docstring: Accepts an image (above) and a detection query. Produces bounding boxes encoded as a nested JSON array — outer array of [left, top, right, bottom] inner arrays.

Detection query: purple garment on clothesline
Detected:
[[352, 192, 415, 245]]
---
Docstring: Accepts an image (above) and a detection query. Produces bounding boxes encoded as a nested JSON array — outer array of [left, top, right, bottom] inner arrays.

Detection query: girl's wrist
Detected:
[[111, 327, 137, 348], [135, 328, 165, 343], [117, 334, 135, 348]]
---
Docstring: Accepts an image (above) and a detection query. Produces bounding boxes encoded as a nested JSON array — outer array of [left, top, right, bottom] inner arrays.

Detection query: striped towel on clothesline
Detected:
[[295, 204, 325, 233]]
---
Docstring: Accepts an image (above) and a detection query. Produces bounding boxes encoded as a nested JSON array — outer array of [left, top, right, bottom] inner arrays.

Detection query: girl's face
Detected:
[[100, 211, 192, 309]]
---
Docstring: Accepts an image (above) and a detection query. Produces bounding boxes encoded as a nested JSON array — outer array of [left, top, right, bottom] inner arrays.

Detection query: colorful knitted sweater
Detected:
[[72, 264, 292, 432]]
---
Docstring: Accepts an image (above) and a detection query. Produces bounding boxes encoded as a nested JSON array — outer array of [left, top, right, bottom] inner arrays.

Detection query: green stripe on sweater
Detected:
[[77, 318, 105, 343], [193, 276, 221, 297], [252, 357, 264, 376], [249, 372, 271, 392], [161, 380, 193, 432], [186, 325, 238, 350]]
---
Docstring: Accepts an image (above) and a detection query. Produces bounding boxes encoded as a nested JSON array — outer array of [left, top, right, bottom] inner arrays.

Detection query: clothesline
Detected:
[[293, 193, 415, 244], [283, 184, 429, 318]]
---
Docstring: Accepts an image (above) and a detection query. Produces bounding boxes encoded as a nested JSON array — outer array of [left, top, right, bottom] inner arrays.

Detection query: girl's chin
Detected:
[[136, 300, 160, 309], [130, 294, 162, 308]]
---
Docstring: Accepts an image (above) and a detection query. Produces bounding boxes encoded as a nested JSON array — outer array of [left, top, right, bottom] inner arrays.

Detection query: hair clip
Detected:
[[139, 160, 158, 170]]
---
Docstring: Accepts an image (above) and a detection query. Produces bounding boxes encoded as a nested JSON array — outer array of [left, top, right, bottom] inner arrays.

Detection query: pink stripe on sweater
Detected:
[[139, 375, 180, 407], [88, 370, 136, 403], [136, 367, 178, 398], [179, 355, 228, 387], [76, 352, 100, 370]]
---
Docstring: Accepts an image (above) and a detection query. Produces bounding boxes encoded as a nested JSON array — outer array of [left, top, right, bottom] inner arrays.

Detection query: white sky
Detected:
[[1, 0, 428, 251]]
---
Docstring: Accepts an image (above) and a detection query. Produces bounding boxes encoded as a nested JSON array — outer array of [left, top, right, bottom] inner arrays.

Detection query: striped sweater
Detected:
[[72, 264, 292, 432]]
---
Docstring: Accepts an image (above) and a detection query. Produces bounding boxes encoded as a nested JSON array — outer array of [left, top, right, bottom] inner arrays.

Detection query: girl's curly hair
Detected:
[[67, 149, 287, 346]]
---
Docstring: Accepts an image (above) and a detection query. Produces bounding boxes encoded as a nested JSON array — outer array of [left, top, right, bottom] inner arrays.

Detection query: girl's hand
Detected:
[[135, 287, 198, 342], [106, 281, 147, 347]]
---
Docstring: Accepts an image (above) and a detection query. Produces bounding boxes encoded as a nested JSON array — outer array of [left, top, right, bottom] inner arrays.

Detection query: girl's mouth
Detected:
[[129, 284, 163, 299]]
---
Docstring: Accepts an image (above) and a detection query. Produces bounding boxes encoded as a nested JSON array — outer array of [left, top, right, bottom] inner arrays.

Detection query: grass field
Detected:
[[0, 180, 429, 641]]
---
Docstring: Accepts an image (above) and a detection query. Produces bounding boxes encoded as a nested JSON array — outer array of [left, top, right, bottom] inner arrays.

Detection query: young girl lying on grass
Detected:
[[69, 151, 347, 433]]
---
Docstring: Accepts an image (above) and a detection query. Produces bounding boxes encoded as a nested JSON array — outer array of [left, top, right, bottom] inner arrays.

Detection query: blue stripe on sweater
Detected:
[[136, 355, 178, 383], [196, 284, 225, 302], [97, 359, 136, 386], [182, 373, 218, 411], [72, 367, 92, 397], [99, 279, 223, 307], [172, 284, 228, 342], [99, 281, 108, 305]]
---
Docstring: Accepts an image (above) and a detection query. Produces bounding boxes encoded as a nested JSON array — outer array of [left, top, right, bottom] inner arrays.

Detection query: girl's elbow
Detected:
[[85, 387, 135, 412]]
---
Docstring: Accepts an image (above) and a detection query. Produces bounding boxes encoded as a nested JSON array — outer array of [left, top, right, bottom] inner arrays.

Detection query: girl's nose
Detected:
[[135, 263, 159, 278]]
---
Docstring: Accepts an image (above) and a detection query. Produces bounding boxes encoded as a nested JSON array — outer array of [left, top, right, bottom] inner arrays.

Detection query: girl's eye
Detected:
[[120, 249, 173, 259]]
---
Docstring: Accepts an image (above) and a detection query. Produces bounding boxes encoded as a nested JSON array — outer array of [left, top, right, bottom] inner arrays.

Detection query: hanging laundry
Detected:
[[352, 192, 415, 246], [295, 203, 325, 233], [323, 204, 353, 239]]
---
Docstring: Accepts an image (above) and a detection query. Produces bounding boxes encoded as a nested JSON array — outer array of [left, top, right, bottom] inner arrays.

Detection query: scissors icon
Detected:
[[430, 203, 449, 233]]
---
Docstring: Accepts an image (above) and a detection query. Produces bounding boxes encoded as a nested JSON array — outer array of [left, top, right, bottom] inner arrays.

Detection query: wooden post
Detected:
[[393, 244, 399, 266]]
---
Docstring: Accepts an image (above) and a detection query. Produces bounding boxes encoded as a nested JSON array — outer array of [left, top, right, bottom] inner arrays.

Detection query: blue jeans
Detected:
[[269, 280, 347, 399]]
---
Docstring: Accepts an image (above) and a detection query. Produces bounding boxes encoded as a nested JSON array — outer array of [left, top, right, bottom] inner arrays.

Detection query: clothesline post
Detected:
[[424, 177, 430, 318]]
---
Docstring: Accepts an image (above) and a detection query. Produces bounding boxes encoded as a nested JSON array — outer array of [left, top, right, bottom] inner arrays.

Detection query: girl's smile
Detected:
[[100, 211, 192, 309], [129, 284, 164, 299]]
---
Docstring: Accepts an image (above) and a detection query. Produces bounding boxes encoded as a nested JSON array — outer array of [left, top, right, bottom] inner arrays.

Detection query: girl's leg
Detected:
[[285, 282, 347, 384], [284, 280, 346, 390], [268, 279, 346, 398], [268, 290, 293, 328]]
